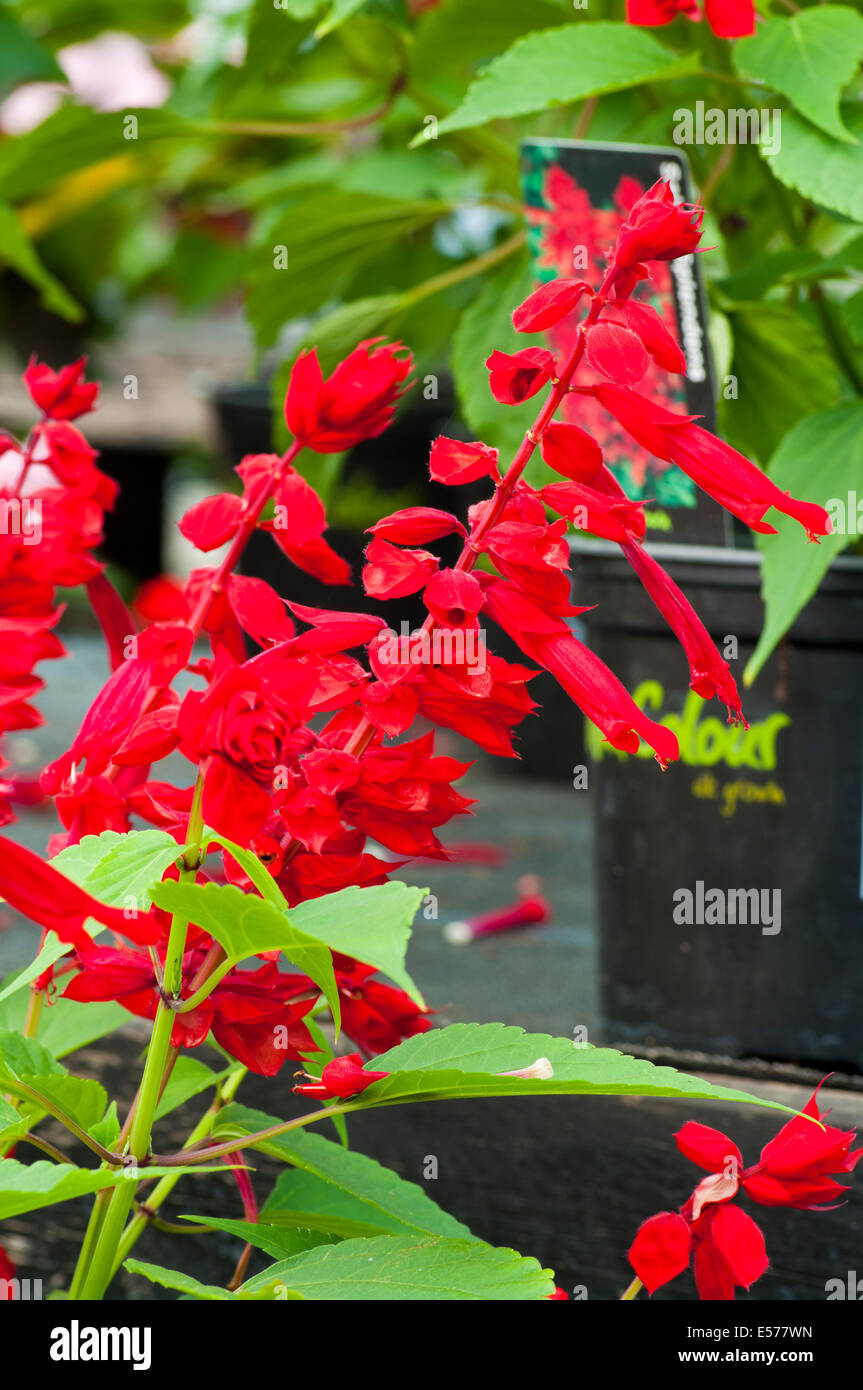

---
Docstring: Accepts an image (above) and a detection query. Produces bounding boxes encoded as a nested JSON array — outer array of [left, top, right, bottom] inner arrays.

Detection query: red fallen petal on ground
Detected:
[[675, 1121, 743, 1175], [628, 1211, 692, 1294], [179, 492, 245, 552], [428, 436, 499, 486], [584, 322, 650, 387], [511, 278, 589, 333], [368, 506, 466, 544], [363, 538, 438, 599], [539, 420, 603, 483]]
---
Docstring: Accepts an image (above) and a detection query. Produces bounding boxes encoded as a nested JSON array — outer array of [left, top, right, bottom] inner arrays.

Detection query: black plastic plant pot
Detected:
[[572, 538, 863, 1071]]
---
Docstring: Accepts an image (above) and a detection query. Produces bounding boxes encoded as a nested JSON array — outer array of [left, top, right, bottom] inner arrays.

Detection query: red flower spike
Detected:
[[486, 348, 556, 405], [293, 1053, 388, 1100], [285, 340, 412, 452], [0, 834, 161, 947], [23, 356, 99, 420], [511, 278, 590, 333], [428, 436, 499, 486]]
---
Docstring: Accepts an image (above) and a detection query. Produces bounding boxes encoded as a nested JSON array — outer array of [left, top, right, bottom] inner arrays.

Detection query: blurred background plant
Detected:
[[1, 0, 863, 672]]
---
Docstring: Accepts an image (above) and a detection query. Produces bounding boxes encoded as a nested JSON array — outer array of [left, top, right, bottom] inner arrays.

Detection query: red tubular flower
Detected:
[[285, 339, 412, 452], [368, 507, 466, 544], [486, 348, 556, 405], [293, 1053, 389, 1100], [541, 481, 646, 545], [23, 356, 99, 420], [612, 178, 703, 269], [362, 538, 439, 599], [482, 579, 679, 768], [621, 542, 743, 722], [540, 421, 603, 483], [511, 278, 590, 332], [609, 300, 687, 374], [178, 662, 300, 845], [422, 569, 484, 629], [428, 436, 500, 486], [628, 1082, 860, 1299], [0, 1243, 15, 1296], [0, 833, 161, 947], [179, 493, 245, 552], [593, 383, 831, 539], [584, 322, 649, 387]]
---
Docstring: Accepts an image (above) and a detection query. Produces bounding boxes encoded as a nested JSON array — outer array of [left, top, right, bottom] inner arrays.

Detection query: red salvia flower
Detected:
[[293, 1053, 389, 1100], [486, 347, 557, 405], [428, 436, 500, 486], [612, 178, 704, 269], [628, 1082, 860, 1299], [626, 0, 755, 39], [285, 339, 412, 452], [23, 356, 99, 420], [0, 834, 161, 947]]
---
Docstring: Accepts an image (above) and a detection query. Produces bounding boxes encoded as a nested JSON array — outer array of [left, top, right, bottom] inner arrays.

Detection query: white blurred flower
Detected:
[[0, 33, 171, 135]]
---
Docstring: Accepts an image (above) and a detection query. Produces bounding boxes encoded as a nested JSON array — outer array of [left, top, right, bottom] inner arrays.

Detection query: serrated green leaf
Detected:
[[0, 1159, 237, 1220], [425, 23, 699, 139], [0, 1030, 63, 1081], [765, 107, 863, 218], [242, 1233, 555, 1300], [347, 1023, 798, 1112], [289, 882, 426, 1005], [14, 1073, 108, 1134], [180, 1215, 336, 1261], [214, 1103, 474, 1240], [148, 879, 340, 1029], [84, 829, 179, 909], [123, 1259, 272, 1300], [0, 203, 81, 321], [733, 8, 863, 143], [719, 302, 838, 464], [745, 401, 863, 683]]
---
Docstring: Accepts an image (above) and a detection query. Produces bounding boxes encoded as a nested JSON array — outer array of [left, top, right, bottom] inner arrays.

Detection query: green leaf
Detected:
[[719, 303, 838, 464], [290, 882, 426, 1005], [0, 1031, 63, 1081], [745, 401, 863, 683], [214, 1103, 474, 1240], [246, 192, 448, 348], [765, 107, 863, 218], [147, 879, 340, 1029], [123, 1259, 271, 1300], [83, 829, 180, 909], [180, 1215, 335, 1261], [155, 1058, 230, 1123], [0, 203, 82, 321], [345, 1023, 798, 1111], [411, 0, 573, 82], [0, 1159, 236, 1220], [316, 0, 368, 36], [89, 1101, 120, 1150], [242, 1234, 555, 1300], [11, 1073, 108, 1135], [0, 13, 63, 91], [0, 992, 128, 1058], [425, 23, 699, 139], [0, 831, 161, 1005], [733, 8, 863, 143], [0, 1098, 29, 1146]]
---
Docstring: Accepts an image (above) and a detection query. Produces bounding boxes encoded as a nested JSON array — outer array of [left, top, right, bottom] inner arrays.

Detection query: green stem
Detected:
[[108, 1068, 246, 1279], [76, 778, 206, 1300]]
